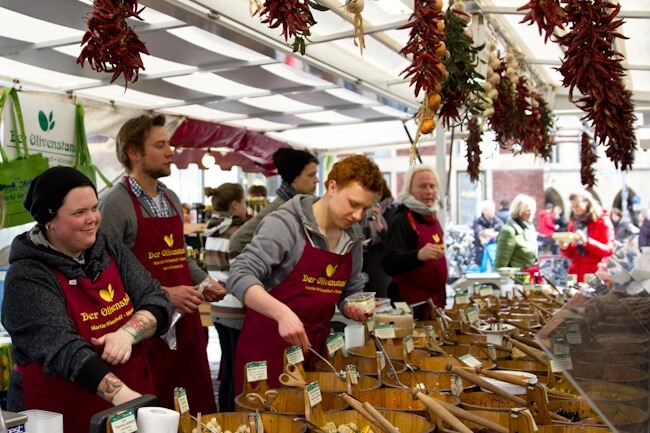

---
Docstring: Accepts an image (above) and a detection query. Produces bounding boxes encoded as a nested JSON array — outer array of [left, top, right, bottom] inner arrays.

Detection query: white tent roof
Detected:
[[1, 0, 649, 153]]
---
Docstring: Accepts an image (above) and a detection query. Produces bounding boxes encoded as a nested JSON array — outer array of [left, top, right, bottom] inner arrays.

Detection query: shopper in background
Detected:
[[100, 114, 224, 413], [230, 155, 383, 393], [359, 178, 397, 298], [203, 183, 247, 412], [382, 165, 447, 308], [559, 190, 615, 282], [554, 205, 568, 232], [495, 194, 538, 271], [496, 199, 510, 223], [247, 184, 267, 199], [538, 202, 557, 254], [639, 209, 650, 250], [3, 167, 171, 432], [478, 228, 498, 273], [229, 147, 319, 259], [472, 200, 504, 265]]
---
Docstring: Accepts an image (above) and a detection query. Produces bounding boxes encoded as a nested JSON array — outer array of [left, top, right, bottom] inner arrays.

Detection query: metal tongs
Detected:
[[308, 347, 346, 380]]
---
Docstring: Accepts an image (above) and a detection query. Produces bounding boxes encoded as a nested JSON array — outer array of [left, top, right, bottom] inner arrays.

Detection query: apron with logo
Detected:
[[17, 257, 154, 433], [393, 210, 448, 308], [126, 179, 216, 413], [234, 238, 352, 393]]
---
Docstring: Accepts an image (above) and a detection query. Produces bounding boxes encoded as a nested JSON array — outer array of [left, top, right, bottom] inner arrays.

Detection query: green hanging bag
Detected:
[[0, 88, 50, 228], [74, 103, 112, 188]]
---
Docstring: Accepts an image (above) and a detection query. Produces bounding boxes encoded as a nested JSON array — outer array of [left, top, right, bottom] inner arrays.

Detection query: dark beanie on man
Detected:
[[24, 166, 97, 225], [272, 147, 317, 184]]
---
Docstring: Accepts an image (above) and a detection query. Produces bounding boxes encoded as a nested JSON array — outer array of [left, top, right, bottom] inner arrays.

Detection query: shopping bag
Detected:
[[0, 87, 49, 228], [74, 103, 112, 188]]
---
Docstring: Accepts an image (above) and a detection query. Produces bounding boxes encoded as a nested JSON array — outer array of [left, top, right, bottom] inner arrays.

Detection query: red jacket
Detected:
[[561, 211, 615, 282], [538, 209, 556, 237]]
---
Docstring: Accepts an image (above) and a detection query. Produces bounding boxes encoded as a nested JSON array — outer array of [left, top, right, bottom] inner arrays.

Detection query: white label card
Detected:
[[326, 333, 345, 356], [451, 374, 463, 397], [246, 361, 268, 382], [455, 294, 470, 305], [426, 325, 436, 340], [378, 351, 386, 370], [487, 344, 497, 360], [286, 346, 305, 365], [466, 306, 479, 324], [307, 381, 323, 407], [550, 354, 573, 372], [176, 388, 190, 414], [459, 354, 483, 368], [109, 409, 137, 433], [346, 364, 358, 385], [554, 340, 570, 355], [366, 315, 375, 332], [375, 324, 396, 339], [394, 302, 411, 314], [479, 286, 493, 297], [403, 336, 414, 354], [567, 323, 582, 344]]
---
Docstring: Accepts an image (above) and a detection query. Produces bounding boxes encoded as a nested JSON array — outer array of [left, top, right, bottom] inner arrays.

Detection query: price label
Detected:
[[403, 336, 414, 354], [437, 317, 446, 331], [554, 339, 570, 356], [451, 374, 463, 397], [394, 302, 411, 314], [326, 333, 345, 356], [307, 381, 323, 407], [366, 315, 375, 332], [455, 294, 470, 305], [246, 361, 268, 382], [550, 353, 573, 372], [459, 354, 483, 368], [487, 344, 497, 360], [377, 351, 386, 370], [479, 286, 493, 297], [375, 324, 396, 339], [426, 325, 436, 340], [176, 388, 190, 414], [346, 364, 358, 385], [286, 346, 305, 365], [506, 290, 514, 301], [109, 409, 137, 433], [567, 323, 582, 344], [466, 306, 479, 324], [459, 309, 469, 324]]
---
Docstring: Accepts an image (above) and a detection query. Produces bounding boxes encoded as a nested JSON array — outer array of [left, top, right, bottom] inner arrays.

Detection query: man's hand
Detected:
[[163, 285, 203, 313], [417, 243, 445, 261], [277, 310, 311, 352], [91, 328, 133, 365], [203, 277, 227, 302]]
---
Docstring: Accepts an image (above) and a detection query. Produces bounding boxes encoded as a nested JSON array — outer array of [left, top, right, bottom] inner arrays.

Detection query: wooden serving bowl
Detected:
[[571, 364, 648, 388], [295, 371, 381, 393], [200, 412, 306, 433], [348, 344, 430, 362], [578, 382, 648, 410], [495, 359, 548, 375], [235, 388, 348, 416], [548, 399, 648, 432], [459, 391, 521, 412], [314, 356, 406, 377], [316, 409, 435, 433], [415, 355, 496, 372], [356, 388, 460, 418], [382, 371, 474, 393], [441, 344, 510, 360]]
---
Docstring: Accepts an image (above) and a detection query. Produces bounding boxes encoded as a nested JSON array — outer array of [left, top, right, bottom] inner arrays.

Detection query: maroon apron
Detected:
[[126, 179, 216, 413], [393, 210, 448, 308], [17, 257, 155, 433], [234, 239, 352, 393]]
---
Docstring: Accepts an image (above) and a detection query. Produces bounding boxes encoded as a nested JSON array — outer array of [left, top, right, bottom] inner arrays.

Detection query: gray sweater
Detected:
[[1, 230, 171, 410], [99, 178, 207, 284], [228, 195, 365, 315]]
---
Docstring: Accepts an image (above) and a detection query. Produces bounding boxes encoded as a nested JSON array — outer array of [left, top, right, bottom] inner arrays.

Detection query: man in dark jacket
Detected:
[[473, 200, 504, 264]]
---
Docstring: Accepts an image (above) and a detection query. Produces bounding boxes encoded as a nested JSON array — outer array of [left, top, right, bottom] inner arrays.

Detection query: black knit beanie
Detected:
[[272, 147, 317, 184], [24, 166, 97, 225]]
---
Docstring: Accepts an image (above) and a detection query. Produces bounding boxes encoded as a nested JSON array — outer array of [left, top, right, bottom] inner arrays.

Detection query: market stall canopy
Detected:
[[1, 0, 650, 155]]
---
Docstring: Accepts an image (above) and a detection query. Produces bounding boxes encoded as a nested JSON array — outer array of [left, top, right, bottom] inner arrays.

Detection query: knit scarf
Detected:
[[402, 195, 438, 217], [276, 181, 299, 202]]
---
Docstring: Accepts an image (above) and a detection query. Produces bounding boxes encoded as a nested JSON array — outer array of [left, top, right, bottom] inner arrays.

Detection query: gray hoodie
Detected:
[[228, 195, 364, 315]]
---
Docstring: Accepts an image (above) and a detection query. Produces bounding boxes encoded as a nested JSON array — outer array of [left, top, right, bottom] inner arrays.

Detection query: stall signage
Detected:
[[459, 354, 482, 368], [326, 333, 345, 356], [176, 387, 189, 414], [2, 92, 77, 166], [346, 364, 359, 384], [426, 325, 436, 340], [307, 381, 323, 407], [451, 374, 463, 397], [246, 361, 268, 382], [554, 339, 570, 356], [286, 346, 305, 365], [466, 306, 479, 324], [109, 409, 137, 433], [403, 336, 414, 354], [479, 286, 493, 297], [374, 324, 396, 339], [566, 323, 582, 344], [377, 351, 386, 370], [366, 315, 375, 332], [550, 353, 573, 372], [455, 293, 470, 305]]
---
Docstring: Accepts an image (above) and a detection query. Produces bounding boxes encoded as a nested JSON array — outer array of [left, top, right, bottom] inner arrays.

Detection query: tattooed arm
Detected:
[[96, 372, 141, 405], [90, 311, 156, 365]]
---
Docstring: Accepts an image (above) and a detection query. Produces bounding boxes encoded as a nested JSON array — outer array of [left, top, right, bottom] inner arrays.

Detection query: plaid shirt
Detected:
[[126, 176, 170, 218]]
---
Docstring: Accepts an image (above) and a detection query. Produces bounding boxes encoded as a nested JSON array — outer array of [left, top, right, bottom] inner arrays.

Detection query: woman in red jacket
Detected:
[[560, 190, 615, 282]]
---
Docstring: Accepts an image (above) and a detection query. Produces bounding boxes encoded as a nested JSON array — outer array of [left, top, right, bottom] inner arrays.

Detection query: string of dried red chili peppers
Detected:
[[77, 0, 149, 88], [259, 0, 320, 54], [520, 0, 636, 171], [465, 116, 483, 183], [580, 132, 598, 188]]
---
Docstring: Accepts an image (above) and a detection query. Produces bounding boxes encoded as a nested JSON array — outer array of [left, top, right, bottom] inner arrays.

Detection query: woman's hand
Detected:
[[277, 310, 311, 352], [91, 328, 134, 365], [417, 243, 445, 261], [203, 277, 227, 302], [343, 303, 371, 322], [162, 285, 203, 313], [574, 230, 587, 244]]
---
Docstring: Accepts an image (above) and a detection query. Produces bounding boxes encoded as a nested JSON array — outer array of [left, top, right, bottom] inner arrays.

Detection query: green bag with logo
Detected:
[[74, 104, 112, 188], [0, 87, 50, 228]]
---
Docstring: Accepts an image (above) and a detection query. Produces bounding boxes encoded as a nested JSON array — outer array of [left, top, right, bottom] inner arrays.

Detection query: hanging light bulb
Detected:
[[201, 148, 216, 168]]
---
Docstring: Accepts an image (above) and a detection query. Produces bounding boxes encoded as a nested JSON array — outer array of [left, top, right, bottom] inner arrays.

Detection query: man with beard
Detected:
[[100, 114, 225, 413]]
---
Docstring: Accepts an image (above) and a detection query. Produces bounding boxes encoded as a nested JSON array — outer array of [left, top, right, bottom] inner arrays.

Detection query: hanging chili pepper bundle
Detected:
[[438, 1, 485, 129], [518, 0, 565, 42], [259, 0, 321, 54], [465, 116, 483, 183], [529, 89, 556, 160], [580, 132, 598, 188], [77, 0, 149, 88]]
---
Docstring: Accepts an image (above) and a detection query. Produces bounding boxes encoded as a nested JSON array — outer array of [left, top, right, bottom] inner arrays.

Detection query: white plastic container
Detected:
[[20, 409, 63, 433], [346, 292, 376, 314], [480, 371, 537, 395]]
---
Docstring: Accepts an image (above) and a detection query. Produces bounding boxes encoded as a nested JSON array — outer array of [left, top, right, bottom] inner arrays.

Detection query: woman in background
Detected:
[[560, 190, 614, 282], [495, 194, 538, 271], [204, 183, 247, 412]]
